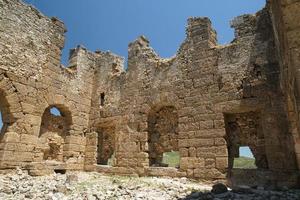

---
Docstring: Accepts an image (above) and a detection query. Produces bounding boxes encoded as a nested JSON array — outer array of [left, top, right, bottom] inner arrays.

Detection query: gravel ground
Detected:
[[0, 169, 299, 200], [0, 169, 211, 200]]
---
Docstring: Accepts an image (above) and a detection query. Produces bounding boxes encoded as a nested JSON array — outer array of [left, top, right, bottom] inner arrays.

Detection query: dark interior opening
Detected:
[[148, 106, 179, 167], [100, 93, 105, 106], [97, 126, 115, 166], [54, 169, 66, 174]]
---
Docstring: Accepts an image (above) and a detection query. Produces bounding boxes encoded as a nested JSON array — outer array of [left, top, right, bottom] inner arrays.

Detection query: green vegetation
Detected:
[[162, 151, 180, 167], [162, 152, 256, 169], [233, 156, 257, 169]]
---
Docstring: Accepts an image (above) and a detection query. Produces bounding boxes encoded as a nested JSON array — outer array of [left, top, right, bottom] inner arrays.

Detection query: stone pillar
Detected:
[[187, 17, 217, 49], [84, 132, 98, 171], [63, 135, 86, 170]]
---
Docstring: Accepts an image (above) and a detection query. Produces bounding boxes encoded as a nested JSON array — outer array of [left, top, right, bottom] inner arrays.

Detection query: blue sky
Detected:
[[2, 0, 264, 157], [24, 0, 265, 66], [50, 107, 61, 116]]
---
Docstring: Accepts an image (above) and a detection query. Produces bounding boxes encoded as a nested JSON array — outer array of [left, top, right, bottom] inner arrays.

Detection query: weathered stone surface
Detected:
[[0, 0, 299, 190]]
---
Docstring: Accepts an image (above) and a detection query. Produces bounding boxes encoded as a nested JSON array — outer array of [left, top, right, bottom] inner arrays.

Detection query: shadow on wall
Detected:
[[148, 106, 180, 168], [96, 126, 116, 166], [224, 112, 268, 171], [0, 90, 10, 138]]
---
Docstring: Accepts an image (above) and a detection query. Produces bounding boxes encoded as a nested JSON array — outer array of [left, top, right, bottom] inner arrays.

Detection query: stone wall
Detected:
[[0, 0, 91, 173], [224, 112, 268, 169], [0, 0, 299, 187], [268, 0, 300, 170], [148, 106, 179, 167]]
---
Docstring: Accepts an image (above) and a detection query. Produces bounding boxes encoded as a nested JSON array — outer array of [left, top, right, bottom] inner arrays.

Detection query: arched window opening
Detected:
[[39, 105, 72, 162], [148, 106, 180, 168], [97, 126, 115, 166]]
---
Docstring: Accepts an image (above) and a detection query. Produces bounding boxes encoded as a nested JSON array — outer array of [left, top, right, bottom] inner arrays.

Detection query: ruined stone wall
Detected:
[[87, 7, 299, 186], [268, 0, 300, 170], [148, 106, 179, 167], [0, 0, 95, 174], [0, 0, 299, 187], [96, 126, 116, 166], [218, 9, 298, 174], [224, 112, 268, 169]]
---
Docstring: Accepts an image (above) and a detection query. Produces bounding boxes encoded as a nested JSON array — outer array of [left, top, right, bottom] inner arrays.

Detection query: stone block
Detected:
[[180, 157, 204, 170], [66, 136, 86, 145], [189, 147, 197, 157], [119, 142, 139, 152], [196, 147, 216, 158], [20, 134, 38, 145], [179, 138, 214, 148], [179, 148, 189, 157], [216, 157, 228, 169], [205, 158, 215, 168], [2, 132, 20, 143], [215, 146, 228, 157], [199, 120, 214, 129], [214, 138, 226, 146]]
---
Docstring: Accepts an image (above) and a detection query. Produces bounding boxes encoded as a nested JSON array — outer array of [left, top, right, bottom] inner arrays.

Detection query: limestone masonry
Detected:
[[0, 0, 300, 188]]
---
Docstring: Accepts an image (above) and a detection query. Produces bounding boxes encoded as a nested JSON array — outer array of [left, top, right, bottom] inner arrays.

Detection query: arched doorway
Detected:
[[39, 105, 72, 162], [147, 106, 180, 167]]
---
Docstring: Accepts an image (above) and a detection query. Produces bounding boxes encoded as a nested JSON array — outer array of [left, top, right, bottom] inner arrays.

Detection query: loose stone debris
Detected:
[[0, 169, 299, 200]]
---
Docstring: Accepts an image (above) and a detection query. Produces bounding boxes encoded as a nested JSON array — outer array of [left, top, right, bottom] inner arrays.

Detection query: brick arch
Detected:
[[38, 91, 85, 135], [39, 104, 73, 137], [146, 92, 180, 113], [38, 104, 73, 162]]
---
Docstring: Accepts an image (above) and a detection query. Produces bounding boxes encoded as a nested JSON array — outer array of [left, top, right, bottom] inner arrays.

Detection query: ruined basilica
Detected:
[[0, 0, 300, 188]]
